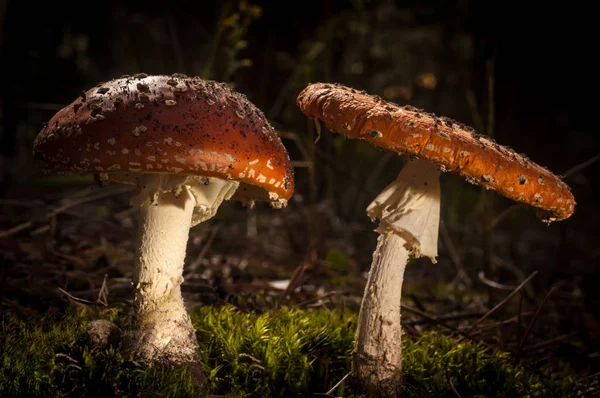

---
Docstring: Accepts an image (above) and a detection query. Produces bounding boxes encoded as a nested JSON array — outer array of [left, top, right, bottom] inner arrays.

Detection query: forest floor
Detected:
[[1, 178, 599, 397]]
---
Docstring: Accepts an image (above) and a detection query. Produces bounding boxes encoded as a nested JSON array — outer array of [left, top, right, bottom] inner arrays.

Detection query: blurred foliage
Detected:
[[326, 248, 349, 271], [1, 0, 596, 240], [202, 0, 263, 82]]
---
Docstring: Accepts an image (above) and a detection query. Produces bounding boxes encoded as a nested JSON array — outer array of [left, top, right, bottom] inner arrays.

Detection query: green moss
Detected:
[[194, 306, 355, 396], [0, 308, 199, 397], [0, 305, 578, 397], [402, 332, 576, 398]]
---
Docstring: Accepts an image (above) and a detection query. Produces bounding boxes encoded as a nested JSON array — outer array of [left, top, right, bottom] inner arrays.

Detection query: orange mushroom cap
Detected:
[[296, 82, 575, 222], [34, 74, 294, 203]]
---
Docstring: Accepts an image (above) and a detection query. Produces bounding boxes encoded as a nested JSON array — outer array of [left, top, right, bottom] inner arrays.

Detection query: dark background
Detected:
[[1, 0, 599, 377], [2, 0, 598, 178]]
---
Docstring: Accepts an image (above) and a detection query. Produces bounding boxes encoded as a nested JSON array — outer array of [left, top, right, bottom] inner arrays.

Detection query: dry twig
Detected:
[[457, 271, 538, 343], [0, 185, 132, 239], [516, 286, 556, 360]]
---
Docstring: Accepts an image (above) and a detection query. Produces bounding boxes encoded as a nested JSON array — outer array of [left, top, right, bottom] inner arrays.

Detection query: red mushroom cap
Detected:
[[34, 74, 294, 202], [296, 82, 575, 222]]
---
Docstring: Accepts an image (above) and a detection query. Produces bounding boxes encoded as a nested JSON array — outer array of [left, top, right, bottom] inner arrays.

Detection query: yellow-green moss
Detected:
[[0, 305, 578, 397]]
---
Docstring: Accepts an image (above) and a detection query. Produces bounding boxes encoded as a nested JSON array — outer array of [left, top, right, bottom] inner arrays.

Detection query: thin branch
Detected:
[[276, 260, 309, 308], [294, 290, 345, 308], [517, 291, 523, 352], [58, 287, 102, 307], [464, 311, 534, 334], [516, 286, 556, 360], [489, 203, 520, 230], [325, 372, 350, 396], [478, 271, 517, 291], [562, 151, 600, 178], [96, 274, 109, 306], [522, 331, 579, 353], [457, 271, 538, 343], [0, 185, 132, 239], [50, 249, 87, 267], [441, 220, 471, 286], [448, 375, 463, 398], [403, 311, 484, 327], [401, 304, 478, 341], [185, 223, 222, 278]]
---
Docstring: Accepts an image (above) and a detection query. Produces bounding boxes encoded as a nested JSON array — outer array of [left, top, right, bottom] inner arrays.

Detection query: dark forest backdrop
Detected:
[[1, 0, 599, 386]]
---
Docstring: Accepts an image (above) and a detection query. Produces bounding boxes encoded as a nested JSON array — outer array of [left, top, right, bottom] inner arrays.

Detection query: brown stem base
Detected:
[[120, 304, 206, 387]]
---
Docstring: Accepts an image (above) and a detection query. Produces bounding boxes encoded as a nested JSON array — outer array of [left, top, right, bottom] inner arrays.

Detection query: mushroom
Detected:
[[296, 82, 575, 395], [33, 73, 294, 383]]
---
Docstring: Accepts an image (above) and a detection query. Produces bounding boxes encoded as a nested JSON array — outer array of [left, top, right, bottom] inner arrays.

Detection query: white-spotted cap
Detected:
[[33, 73, 294, 205]]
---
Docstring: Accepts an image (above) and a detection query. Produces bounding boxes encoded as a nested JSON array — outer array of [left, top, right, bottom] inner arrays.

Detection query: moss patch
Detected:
[[402, 332, 576, 397], [1, 305, 578, 397], [195, 306, 354, 396]]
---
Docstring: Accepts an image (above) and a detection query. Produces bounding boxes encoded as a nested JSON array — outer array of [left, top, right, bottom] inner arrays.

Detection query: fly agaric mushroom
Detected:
[[296, 82, 574, 395], [33, 73, 294, 383]]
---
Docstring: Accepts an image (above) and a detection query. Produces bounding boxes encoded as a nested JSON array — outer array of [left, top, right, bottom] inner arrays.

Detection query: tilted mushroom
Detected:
[[296, 82, 575, 395], [34, 73, 294, 383]]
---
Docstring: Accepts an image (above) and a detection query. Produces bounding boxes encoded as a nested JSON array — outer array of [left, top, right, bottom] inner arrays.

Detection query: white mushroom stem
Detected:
[[121, 175, 238, 370], [134, 187, 194, 323], [353, 158, 441, 394]]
